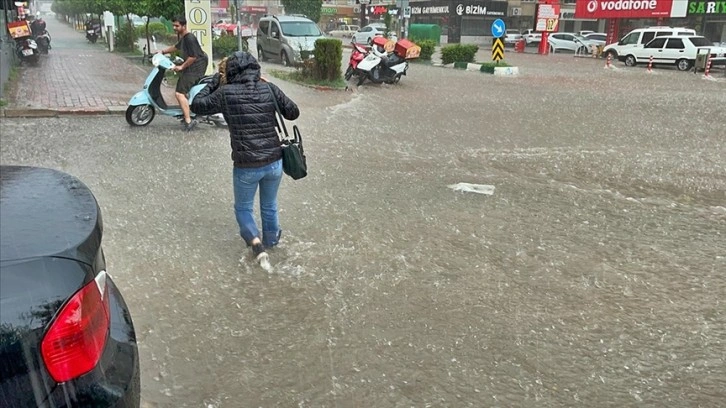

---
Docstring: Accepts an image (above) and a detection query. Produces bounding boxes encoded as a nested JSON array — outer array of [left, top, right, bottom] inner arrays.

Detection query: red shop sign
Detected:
[[575, 0, 675, 18], [370, 6, 388, 15]]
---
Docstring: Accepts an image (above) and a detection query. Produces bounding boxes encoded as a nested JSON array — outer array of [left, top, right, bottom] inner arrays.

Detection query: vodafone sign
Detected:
[[575, 0, 684, 18]]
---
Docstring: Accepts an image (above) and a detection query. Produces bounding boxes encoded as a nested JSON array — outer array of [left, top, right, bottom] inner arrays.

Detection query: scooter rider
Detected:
[[158, 15, 209, 131]]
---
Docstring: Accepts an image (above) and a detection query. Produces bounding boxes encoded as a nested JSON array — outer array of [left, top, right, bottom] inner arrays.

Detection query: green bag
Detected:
[[267, 84, 307, 180], [281, 126, 307, 180]]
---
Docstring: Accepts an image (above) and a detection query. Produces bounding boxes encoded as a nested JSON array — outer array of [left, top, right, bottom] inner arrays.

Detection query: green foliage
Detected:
[[135, 22, 168, 39], [281, 0, 323, 24], [213, 35, 243, 59], [383, 12, 392, 34], [479, 61, 511, 74], [413, 39, 436, 60], [310, 39, 342, 81], [268, 70, 346, 90], [114, 22, 138, 52], [440, 44, 478, 65]]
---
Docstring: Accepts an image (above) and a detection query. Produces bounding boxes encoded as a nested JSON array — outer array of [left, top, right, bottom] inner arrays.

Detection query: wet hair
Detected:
[[218, 57, 228, 85], [172, 16, 187, 26]]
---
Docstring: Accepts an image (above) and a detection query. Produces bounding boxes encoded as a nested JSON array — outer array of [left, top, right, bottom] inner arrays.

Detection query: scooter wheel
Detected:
[[344, 66, 353, 81], [126, 104, 155, 126]]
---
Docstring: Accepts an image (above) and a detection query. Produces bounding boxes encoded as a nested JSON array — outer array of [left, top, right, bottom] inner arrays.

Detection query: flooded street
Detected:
[[1, 53, 724, 407]]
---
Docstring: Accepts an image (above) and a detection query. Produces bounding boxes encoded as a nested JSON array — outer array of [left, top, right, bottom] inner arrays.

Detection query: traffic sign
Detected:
[[492, 38, 505, 62], [403, 7, 411, 18], [491, 19, 505, 38]]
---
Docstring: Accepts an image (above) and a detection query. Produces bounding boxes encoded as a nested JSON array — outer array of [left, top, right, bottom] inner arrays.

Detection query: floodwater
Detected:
[[1, 52, 724, 407]]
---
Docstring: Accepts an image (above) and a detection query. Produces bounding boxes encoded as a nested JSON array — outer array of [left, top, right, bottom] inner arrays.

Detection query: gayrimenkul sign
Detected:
[[575, 0, 688, 18], [185, 0, 214, 75]]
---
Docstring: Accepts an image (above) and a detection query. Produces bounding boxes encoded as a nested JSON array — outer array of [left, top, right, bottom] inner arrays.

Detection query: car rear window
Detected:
[[688, 37, 711, 47]]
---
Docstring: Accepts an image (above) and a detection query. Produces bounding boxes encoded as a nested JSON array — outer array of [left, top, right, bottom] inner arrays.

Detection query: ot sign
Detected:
[[185, 0, 213, 75]]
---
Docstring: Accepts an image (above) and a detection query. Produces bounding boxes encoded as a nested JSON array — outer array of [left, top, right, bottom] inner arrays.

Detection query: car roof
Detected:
[[263, 15, 314, 23], [0, 166, 102, 264]]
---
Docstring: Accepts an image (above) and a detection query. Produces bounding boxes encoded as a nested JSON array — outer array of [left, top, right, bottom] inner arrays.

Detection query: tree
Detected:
[[281, 0, 322, 25], [137, 0, 185, 56]]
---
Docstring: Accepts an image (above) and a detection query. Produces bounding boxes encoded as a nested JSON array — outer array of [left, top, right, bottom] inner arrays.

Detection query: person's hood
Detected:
[[226, 51, 261, 83]]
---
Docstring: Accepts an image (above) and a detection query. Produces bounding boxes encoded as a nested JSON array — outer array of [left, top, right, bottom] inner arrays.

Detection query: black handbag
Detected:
[[267, 84, 307, 180]]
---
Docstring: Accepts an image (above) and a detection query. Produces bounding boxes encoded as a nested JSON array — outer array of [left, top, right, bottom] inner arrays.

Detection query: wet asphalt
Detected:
[[1, 50, 725, 407]]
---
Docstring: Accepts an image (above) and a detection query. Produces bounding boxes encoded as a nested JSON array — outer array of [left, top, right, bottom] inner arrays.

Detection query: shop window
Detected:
[[461, 16, 489, 36]]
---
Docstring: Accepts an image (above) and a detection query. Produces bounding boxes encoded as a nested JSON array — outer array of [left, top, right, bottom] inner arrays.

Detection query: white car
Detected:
[[584, 32, 607, 47], [602, 26, 696, 61], [503, 29, 522, 46], [521, 29, 541, 45], [328, 24, 359, 39], [547, 33, 594, 53], [352, 24, 388, 45], [621, 35, 726, 71]]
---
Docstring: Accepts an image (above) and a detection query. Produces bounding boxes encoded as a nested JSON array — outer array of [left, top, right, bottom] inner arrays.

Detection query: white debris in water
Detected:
[[448, 182, 495, 195]]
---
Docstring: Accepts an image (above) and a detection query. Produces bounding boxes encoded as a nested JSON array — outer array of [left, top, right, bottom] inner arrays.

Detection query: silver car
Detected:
[[256, 15, 324, 66]]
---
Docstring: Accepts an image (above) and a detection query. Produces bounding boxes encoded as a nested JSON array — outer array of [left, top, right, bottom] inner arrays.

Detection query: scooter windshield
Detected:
[[152, 54, 173, 70]]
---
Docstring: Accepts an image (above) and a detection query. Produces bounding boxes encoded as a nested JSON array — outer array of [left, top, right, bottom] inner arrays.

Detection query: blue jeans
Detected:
[[232, 160, 283, 247]]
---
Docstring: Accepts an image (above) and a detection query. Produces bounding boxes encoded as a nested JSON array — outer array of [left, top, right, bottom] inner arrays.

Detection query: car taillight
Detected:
[[41, 271, 110, 383]]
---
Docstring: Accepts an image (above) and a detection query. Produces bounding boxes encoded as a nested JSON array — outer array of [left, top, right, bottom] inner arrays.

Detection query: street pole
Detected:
[[235, 0, 243, 52]]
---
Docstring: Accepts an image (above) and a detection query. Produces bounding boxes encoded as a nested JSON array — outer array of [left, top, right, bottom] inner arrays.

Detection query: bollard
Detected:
[[704, 54, 712, 78], [605, 53, 612, 68], [647, 55, 653, 73]]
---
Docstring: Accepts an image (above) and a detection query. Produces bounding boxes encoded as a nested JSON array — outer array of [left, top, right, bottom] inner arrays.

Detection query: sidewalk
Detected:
[[2, 17, 149, 117]]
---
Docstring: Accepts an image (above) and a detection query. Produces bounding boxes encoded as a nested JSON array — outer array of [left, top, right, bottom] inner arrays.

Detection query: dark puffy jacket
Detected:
[[191, 51, 299, 168]]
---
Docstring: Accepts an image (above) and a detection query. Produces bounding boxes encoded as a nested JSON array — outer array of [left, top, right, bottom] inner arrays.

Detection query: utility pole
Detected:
[[359, 0, 369, 28]]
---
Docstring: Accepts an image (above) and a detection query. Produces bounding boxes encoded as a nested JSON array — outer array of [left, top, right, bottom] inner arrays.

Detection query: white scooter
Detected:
[[126, 54, 226, 128], [354, 43, 408, 86]]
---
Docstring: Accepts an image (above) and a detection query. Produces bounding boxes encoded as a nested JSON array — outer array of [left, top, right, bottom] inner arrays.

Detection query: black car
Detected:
[[0, 166, 140, 407]]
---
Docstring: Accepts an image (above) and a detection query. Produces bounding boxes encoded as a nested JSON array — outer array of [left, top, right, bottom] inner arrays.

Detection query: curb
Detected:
[[1, 106, 127, 118], [435, 61, 520, 76]]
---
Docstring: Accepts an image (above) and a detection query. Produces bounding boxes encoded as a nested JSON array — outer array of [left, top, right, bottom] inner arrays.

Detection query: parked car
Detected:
[[521, 29, 541, 45], [602, 26, 696, 61], [584, 32, 607, 47], [621, 35, 726, 71], [352, 23, 389, 45], [0, 165, 140, 407], [257, 15, 325, 66], [547, 32, 595, 53], [503, 29, 522, 46], [328, 24, 359, 39]]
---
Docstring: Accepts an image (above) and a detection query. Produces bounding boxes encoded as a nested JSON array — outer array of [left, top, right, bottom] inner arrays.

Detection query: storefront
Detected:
[[320, 5, 358, 31], [559, 5, 599, 33], [575, 0, 725, 44], [409, 1, 508, 43], [240, 5, 267, 29], [684, 1, 726, 43]]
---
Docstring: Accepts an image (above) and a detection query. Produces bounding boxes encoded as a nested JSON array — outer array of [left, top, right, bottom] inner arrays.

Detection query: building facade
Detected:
[[213, 0, 725, 44]]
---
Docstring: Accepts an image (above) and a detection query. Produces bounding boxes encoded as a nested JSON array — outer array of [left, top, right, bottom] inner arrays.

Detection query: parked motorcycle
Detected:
[[15, 38, 40, 65], [34, 30, 51, 54], [354, 42, 408, 86], [344, 43, 368, 82], [125, 53, 227, 128], [85, 21, 101, 44]]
